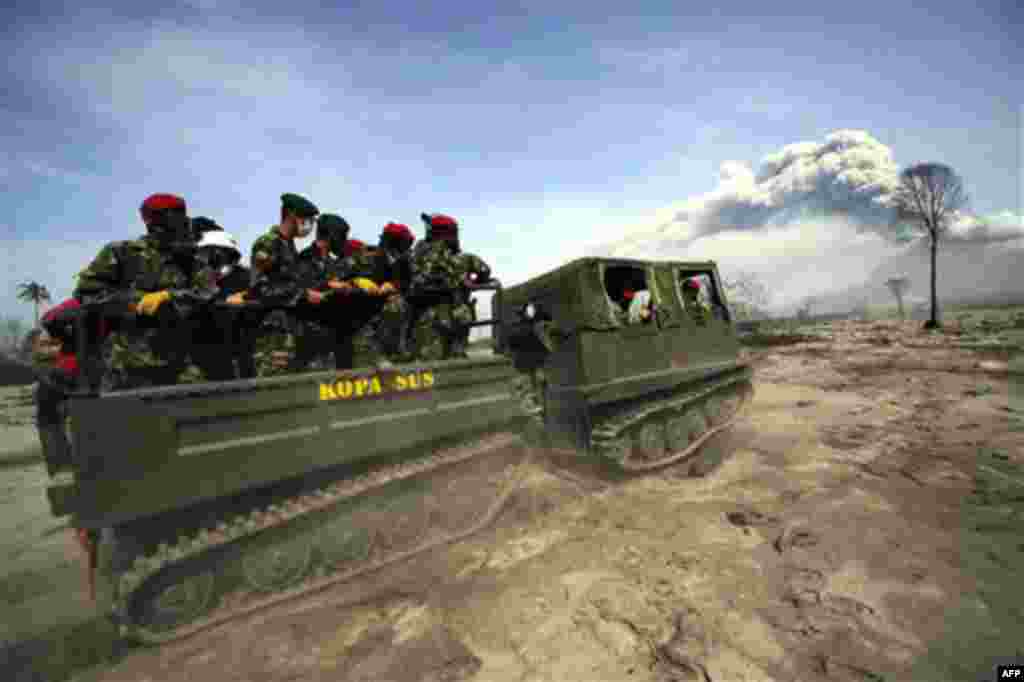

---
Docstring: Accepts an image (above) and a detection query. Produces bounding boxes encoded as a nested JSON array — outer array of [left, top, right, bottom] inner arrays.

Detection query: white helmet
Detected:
[[197, 230, 241, 255]]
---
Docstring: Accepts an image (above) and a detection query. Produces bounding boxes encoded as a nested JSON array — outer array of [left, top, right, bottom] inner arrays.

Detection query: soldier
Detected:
[[451, 249, 492, 357], [249, 193, 322, 376], [682, 277, 710, 325], [32, 298, 104, 475], [191, 230, 257, 380], [73, 193, 216, 391], [338, 233, 399, 369], [408, 213, 489, 361], [627, 289, 653, 324], [367, 222, 415, 360], [292, 213, 357, 371]]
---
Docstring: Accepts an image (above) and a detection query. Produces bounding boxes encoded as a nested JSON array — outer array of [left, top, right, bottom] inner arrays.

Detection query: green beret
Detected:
[[317, 213, 350, 231], [280, 193, 319, 218]]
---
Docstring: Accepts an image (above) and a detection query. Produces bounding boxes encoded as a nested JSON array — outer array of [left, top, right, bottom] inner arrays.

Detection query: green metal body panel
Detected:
[[498, 257, 740, 401], [56, 358, 525, 528], [497, 257, 745, 451]]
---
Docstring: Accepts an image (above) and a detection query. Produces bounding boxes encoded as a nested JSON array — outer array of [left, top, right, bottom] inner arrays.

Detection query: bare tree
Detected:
[[885, 276, 911, 320], [889, 163, 968, 329], [722, 271, 771, 320], [16, 280, 52, 327]]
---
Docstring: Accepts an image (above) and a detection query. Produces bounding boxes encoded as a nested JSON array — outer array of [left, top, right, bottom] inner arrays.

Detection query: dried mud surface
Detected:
[[9, 321, 1024, 682]]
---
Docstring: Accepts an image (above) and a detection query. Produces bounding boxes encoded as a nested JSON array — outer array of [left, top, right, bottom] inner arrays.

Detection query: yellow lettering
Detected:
[[322, 371, 436, 400], [337, 380, 353, 399]]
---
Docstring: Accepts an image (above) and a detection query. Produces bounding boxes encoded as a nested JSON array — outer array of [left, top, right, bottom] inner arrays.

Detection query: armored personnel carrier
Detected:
[[42, 257, 753, 645]]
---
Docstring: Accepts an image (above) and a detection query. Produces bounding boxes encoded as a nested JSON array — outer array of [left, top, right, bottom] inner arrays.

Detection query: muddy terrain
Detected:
[[4, 320, 1022, 682]]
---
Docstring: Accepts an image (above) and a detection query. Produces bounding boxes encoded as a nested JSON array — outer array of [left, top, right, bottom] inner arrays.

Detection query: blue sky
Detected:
[[2, 0, 1021, 322]]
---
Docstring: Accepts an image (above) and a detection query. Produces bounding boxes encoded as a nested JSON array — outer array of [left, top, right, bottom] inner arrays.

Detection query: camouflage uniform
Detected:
[[408, 240, 477, 361], [74, 235, 214, 391], [362, 237, 415, 360], [341, 246, 386, 368], [249, 225, 305, 376], [31, 320, 73, 475], [451, 251, 491, 356], [292, 242, 353, 370]]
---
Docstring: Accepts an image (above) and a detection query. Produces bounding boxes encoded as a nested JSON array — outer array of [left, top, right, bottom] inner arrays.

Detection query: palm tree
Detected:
[[16, 281, 52, 327]]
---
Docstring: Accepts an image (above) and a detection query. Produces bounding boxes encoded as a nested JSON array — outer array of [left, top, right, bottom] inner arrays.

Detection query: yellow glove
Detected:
[[137, 290, 172, 315], [351, 278, 380, 295]]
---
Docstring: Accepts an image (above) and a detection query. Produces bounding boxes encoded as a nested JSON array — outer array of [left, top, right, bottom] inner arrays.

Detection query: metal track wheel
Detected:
[[634, 422, 667, 462], [665, 411, 704, 453], [318, 522, 372, 571], [132, 570, 216, 633], [241, 532, 314, 592]]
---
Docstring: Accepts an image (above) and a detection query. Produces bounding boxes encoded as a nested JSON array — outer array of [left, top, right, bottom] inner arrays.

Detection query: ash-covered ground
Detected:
[[2, 320, 1022, 682]]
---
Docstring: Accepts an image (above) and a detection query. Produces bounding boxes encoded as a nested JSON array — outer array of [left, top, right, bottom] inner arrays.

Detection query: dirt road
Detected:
[[8, 321, 1023, 682]]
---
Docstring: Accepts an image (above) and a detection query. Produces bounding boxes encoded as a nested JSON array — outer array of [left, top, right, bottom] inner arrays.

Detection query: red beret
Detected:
[[423, 213, 457, 228], [43, 297, 110, 339], [41, 298, 81, 325], [140, 194, 186, 212], [382, 222, 414, 241], [343, 239, 367, 257], [623, 289, 635, 301], [684, 278, 701, 290]]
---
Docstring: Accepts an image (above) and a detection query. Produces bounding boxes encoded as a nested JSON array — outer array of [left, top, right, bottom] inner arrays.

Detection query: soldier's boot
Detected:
[[38, 422, 73, 477]]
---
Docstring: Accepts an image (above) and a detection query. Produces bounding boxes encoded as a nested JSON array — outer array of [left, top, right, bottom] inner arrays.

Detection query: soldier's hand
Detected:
[[137, 290, 172, 316], [306, 289, 324, 305], [351, 278, 380, 295], [327, 280, 352, 291], [225, 292, 247, 305], [379, 282, 397, 296]]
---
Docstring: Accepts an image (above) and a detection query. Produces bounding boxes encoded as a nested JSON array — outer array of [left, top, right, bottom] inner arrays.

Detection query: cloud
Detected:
[[947, 210, 1024, 245], [603, 130, 905, 260], [593, 129, 1024, 308], [596, 45, 696, 73]]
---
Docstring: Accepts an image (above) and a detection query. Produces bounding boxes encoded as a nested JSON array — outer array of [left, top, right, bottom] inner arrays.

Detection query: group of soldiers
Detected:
[[611, 274, 712, 326], [33, 192, 491, 475]]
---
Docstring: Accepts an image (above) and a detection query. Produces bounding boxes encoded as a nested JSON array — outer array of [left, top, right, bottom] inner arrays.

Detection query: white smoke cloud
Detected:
[[947, 210, 1024, 245], [594, 129, 1024, 309], [603, 129, 904, 258]]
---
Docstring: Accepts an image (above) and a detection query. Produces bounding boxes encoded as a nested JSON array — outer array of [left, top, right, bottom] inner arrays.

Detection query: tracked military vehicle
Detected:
[[43, 257, 753, 645]]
